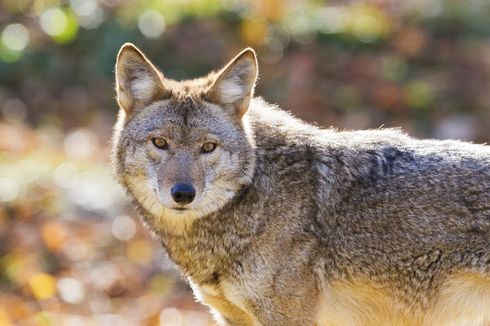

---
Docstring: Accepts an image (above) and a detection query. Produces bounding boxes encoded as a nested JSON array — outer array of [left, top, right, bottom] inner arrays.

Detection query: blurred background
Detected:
[[1, 0, 489, 325]]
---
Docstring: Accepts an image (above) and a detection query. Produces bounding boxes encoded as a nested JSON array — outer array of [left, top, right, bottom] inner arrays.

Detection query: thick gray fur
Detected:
[[113, 45, 490, 325]]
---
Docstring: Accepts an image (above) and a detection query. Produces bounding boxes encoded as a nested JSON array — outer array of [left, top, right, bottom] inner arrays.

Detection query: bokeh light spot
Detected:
[[62, 238, 92, 261], [40, 8, 69, 36], [71, 0, 104, 29], [0, 177, 19, 202], [57, 277, 86, 304], [28, 273, 56, 300], [159, 307, 183, 326], [404, 81, 434, 109], [1, 24, 30, 52], [138, 10, 166, 39], [41, 221, 68, 251], [111, 215, 136, 241], [54, 162, 79, 188], [318, 7, 346, 34], [40, 7, 79, 43], [70, 0, 96, 16], [0, 306, 11, 325], [346, 4, 391, 42], [64, 128, 97, 160], [89, 262, 119, 290], [241, 18, 267, 45]]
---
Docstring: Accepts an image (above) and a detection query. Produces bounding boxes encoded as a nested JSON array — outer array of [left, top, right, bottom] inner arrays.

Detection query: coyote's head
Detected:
[[112, 43, 258, 230]]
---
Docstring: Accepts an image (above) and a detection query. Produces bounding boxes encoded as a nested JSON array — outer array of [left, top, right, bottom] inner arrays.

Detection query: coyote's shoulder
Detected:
[[112, 43, 490, 325]]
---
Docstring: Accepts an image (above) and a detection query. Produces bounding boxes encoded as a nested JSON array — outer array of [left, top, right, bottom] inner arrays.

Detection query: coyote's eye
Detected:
[[201, 142, 217, 153], [151, 137, 168, 149]]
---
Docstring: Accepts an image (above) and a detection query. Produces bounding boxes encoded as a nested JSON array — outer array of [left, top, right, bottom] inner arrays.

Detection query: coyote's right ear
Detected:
[[115, 43, 169, 113], [207, 48, 258, 119]]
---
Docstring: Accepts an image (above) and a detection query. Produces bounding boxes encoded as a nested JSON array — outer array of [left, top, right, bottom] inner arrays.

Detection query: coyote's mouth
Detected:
[[172, 207, 188, 212]]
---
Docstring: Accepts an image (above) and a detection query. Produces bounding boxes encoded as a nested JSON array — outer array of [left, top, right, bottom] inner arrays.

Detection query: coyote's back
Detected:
[[112, 43, 490, 325], [304, 128, 490, 325]]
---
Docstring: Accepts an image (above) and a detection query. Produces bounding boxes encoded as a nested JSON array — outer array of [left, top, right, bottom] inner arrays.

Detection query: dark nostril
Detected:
[[171, 183, 196, 205]]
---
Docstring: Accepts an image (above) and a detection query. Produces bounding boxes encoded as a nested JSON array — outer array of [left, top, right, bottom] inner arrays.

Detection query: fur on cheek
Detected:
[[126, 175, 163, 214], [194, 150, 243, 215], [206, 149, 244, 185]]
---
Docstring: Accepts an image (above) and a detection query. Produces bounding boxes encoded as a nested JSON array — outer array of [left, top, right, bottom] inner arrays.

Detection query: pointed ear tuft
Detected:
[[115, 43, 169, 113], [207, 48, 258, 118]]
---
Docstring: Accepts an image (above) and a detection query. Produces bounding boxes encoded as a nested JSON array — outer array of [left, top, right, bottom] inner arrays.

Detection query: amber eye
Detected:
[[151, 137, 168, 149], [201, 142, 217, 153]]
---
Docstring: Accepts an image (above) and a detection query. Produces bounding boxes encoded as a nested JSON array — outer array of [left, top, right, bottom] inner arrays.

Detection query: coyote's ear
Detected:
[[207, 48, 258, 119], [115, 43, 169, 113]]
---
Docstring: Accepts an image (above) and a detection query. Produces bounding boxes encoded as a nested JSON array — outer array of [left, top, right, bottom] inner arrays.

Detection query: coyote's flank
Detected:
[[112, 43, 490, 325]]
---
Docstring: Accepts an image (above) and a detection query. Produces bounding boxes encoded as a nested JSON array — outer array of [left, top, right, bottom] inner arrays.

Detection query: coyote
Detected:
[[112, 43, 490, 325]]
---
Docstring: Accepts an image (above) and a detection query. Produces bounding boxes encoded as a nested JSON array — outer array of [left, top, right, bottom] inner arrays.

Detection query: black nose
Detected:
[[171, 183, 196, 205]]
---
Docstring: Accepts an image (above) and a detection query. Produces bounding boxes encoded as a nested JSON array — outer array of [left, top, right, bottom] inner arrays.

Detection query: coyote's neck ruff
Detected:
[[112, 43, 490, 325]]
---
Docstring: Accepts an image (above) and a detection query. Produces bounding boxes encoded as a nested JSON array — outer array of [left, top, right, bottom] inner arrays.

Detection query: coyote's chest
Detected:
[[162, 230, 264, 325], [162, 236, 229, 285]]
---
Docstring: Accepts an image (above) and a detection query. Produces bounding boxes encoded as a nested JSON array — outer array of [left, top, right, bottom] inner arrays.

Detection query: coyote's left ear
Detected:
[[115, 43, 169, 113], [207, 48, 258, 119]]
